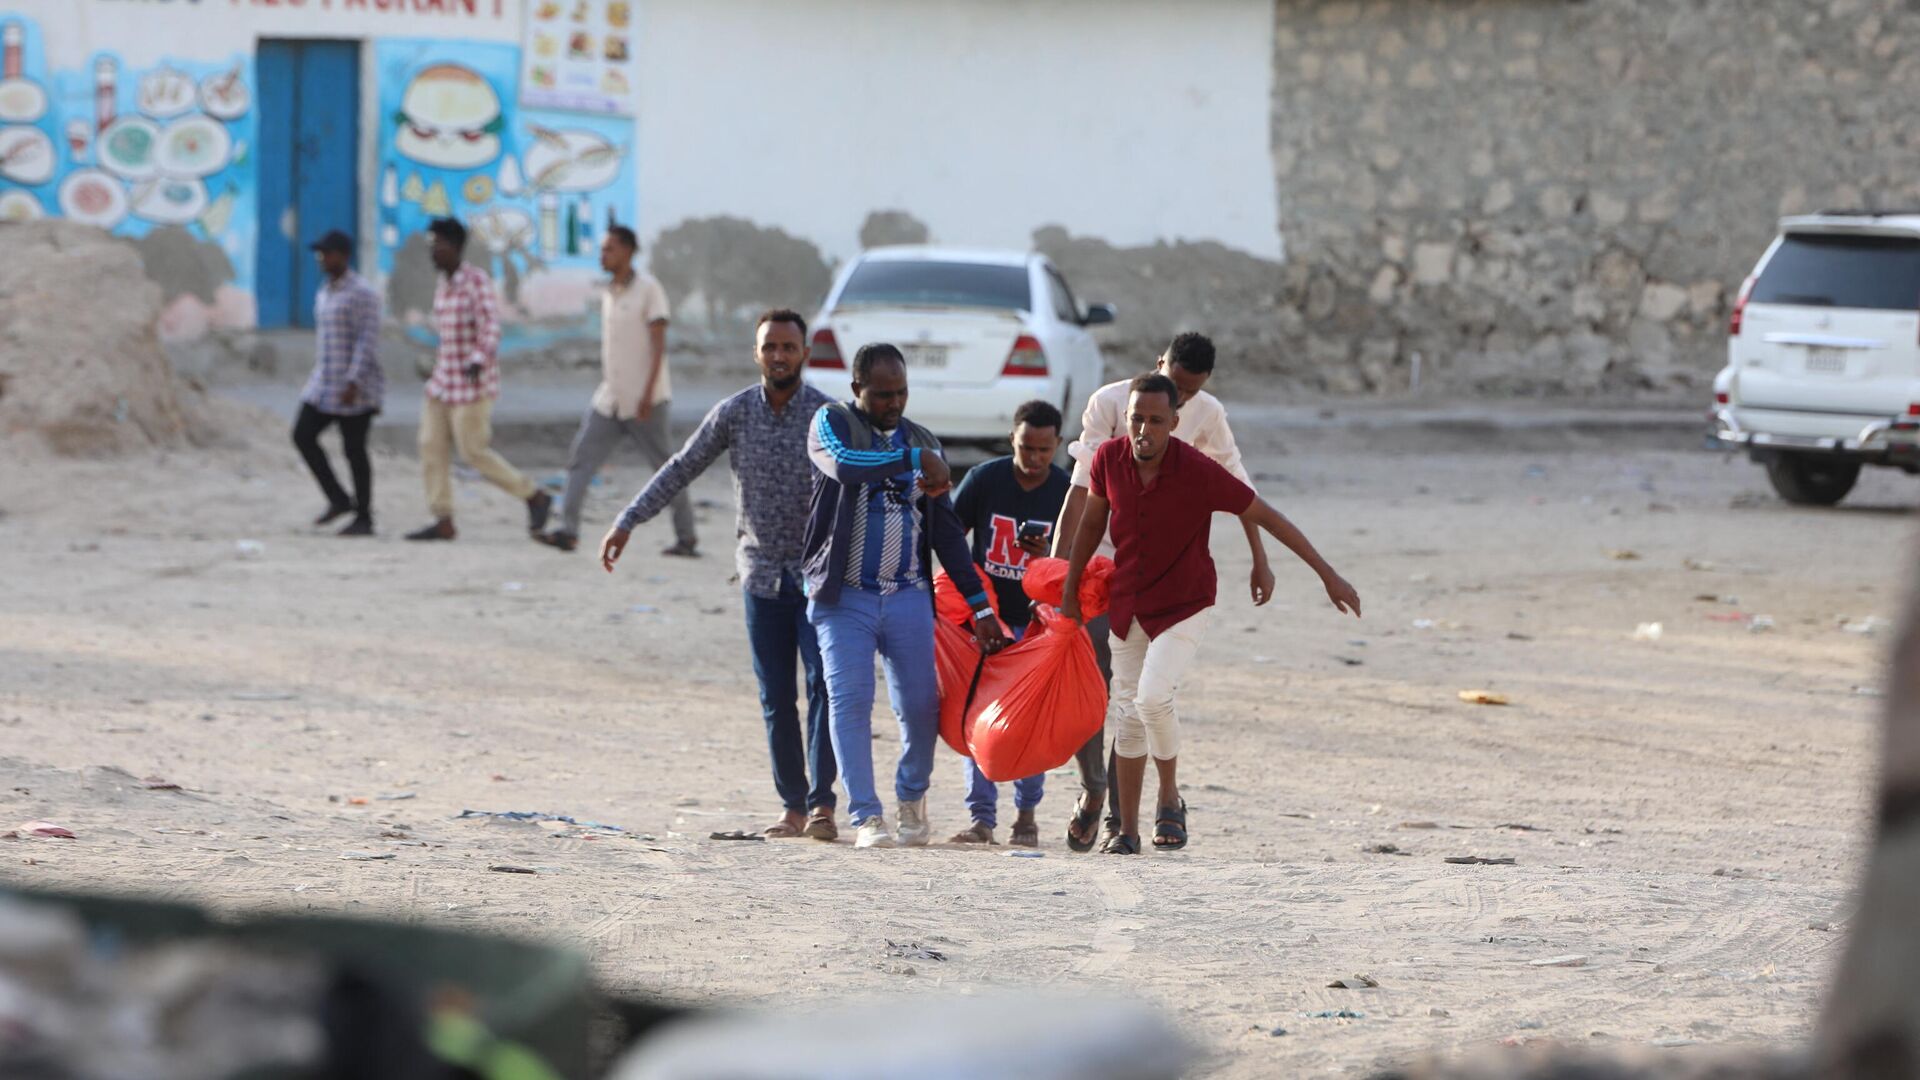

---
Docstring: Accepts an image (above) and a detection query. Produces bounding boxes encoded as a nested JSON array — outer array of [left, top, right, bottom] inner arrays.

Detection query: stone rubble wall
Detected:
[[1265, 0, 1920, 400]]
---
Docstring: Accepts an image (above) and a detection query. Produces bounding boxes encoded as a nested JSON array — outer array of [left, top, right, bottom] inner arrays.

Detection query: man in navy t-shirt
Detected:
[[947, 400, 1071, 846]]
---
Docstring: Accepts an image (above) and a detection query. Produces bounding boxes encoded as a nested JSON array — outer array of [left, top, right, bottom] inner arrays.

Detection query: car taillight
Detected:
[[1907, 403, 1920, 417], [1715, 392, 1729, 405], [809, 327, 844, 369], [1001, 334, 1048, 376], [1729, 275, 1756, 337]]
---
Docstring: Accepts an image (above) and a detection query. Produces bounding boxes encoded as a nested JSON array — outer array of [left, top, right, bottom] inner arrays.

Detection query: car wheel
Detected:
[[1764, 454, 1861, 506]]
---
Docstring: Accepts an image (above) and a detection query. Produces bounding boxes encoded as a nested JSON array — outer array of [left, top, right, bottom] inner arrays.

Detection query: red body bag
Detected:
[[932, 567, 1000, 756], [934, 618, 983, 756], [1021, 556, 1116, 619], [964, 605, 1107, 782]]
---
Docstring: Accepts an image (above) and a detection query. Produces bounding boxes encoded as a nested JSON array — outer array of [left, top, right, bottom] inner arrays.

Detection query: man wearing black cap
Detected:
[[294, 230, 384, 536]]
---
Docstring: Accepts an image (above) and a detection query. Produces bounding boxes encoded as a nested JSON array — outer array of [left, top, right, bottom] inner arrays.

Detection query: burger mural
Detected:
[[375, 38, 636, 331], [393, 63, 504, 171]]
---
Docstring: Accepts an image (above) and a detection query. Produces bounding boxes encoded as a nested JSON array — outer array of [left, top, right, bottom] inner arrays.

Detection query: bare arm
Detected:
[[1055, 387, 1114, 558], [1051, 484, 1088, 559], [1242, 516, 1274, 605], [1059, 492, 1111, 623], [637, 317, 668, 419], [1240, 496, 1360, 616]]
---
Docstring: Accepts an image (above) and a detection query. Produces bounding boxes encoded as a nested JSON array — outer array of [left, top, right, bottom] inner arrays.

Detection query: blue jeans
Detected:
[[963, 762, 1045, 829], [808, 585, 939, 826], [959, 623, 1044, 828], [744, 573, 836, 813]]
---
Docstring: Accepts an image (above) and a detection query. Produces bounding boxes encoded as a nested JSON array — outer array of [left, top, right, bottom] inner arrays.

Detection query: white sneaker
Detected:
[[854, 817, 896, 849], [896, 799, 931, 847]]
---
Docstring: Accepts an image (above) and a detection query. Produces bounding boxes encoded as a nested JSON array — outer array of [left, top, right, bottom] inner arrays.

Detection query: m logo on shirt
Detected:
[[984, 514, 1027, 580]]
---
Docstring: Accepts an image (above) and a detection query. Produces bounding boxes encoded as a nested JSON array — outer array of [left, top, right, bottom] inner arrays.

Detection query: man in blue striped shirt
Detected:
[[804, 344, 1007, 849]]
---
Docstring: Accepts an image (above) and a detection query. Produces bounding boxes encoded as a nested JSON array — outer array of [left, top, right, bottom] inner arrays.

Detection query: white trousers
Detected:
[[1108, 609, 1211, 761]]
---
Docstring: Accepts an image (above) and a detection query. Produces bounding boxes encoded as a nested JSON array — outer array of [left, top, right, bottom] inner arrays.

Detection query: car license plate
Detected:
[[1806, 346, 1847, 374], [902, 344, 948, 369]]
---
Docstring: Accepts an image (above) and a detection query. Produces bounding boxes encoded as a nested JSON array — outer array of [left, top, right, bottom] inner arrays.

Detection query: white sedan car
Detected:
[[803, 247, 1114, 443]]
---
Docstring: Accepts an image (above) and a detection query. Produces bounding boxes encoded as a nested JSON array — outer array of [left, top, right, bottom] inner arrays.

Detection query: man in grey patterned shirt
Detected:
[[600, 309, 838, 841]]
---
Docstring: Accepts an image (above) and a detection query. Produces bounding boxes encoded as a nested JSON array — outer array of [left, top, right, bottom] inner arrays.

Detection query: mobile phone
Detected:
[[1019, 520, 1051, 542]]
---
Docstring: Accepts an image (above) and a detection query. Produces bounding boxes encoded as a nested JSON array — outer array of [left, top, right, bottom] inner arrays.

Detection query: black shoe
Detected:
[[533, 530, 577, 552], [527, 490, 553, 533], [405, 519, 455, 541], [661, 540, 699, 558], [314, 503, 354, 526], [338, 518, 374, 537]]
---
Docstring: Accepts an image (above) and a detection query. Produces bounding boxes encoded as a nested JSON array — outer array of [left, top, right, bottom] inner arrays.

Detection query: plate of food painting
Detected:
[[0, 78, 47, 124], [155, 115, 232, 178], [138, 68, 197, 119], [522, 125, 623, 193], [0, 189, 44, 222], [99, 116, 162, 180], [0, 125, 55, 185], [199, 65, 250, 121], [58, 168, 130, 229], [131, 176, 209, 225]]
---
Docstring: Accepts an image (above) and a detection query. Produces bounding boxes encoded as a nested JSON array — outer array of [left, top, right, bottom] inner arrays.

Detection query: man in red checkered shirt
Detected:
[[405, 218, 553, 542]]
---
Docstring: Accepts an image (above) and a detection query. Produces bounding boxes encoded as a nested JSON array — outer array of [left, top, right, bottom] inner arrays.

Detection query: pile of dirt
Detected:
[[0, 221, 270, 457]]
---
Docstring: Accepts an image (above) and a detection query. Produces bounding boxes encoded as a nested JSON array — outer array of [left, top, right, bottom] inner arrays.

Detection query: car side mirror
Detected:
[[1082, 303, 1116, 327]]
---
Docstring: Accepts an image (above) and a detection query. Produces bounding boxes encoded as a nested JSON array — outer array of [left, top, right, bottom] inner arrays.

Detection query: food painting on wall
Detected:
[[0, 15, 56, 220], [0, 16, 257, 289], [519, 0, 637, 116], [376, 38, 635, 304]]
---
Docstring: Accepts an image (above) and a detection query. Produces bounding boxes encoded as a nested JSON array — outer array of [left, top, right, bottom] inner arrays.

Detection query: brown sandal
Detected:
[[762, 820, 802, 839], [948, 822, 996, 845], [803, 810, 838, 842]]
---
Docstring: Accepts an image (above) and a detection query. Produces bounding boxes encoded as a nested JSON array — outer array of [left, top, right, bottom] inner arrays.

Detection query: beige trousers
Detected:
[[419, 395, 536, 519], [1108, 609, 1212, 761]]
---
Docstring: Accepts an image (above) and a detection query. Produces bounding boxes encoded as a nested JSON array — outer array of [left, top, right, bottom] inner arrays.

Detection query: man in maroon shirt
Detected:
[[1059, 373, 1361, 854]]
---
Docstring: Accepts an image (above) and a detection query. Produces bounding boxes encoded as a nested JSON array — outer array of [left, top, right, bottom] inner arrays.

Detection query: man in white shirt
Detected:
[[538, 225, 697, 555], [1051, 332, 1274, 851]]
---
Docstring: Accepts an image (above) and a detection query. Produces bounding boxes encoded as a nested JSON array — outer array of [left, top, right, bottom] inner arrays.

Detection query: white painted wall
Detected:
[[636, 0, 1280, 262]]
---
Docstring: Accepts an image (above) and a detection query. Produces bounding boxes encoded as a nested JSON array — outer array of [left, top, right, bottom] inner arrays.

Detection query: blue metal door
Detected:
[[254, 41, 297, 328], [292, 42, 358, 328], [254, 40, 359, 328]]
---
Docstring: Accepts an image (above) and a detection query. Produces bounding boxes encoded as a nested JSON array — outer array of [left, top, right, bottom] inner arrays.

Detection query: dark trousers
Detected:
[[1071, 613, 1122, 824], [743, 572, 836, 813], [292, 403, 374, 521]]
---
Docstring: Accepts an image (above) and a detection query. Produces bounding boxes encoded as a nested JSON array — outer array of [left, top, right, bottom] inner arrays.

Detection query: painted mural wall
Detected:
[[374, 36, 634, 328], [0, 2, 632, 342], [0, 14, 259, 339]]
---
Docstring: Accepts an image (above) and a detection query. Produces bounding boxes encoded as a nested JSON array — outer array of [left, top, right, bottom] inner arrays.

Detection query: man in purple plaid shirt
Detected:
[[294, 230, 384, 536]]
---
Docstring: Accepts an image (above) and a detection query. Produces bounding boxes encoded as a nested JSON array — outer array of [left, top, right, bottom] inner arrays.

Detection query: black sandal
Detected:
[[1153, 800, 1188, 850], [1101, 832, 1140, 855], [1065, 795, 1102, 853]]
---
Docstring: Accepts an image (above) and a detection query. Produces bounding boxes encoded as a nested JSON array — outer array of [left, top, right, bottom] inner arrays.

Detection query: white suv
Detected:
[[1713, 212, 1920, 505], [802, 248, 1114, 443]]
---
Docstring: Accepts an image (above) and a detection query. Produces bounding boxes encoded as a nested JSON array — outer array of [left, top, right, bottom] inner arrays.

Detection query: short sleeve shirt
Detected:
[[592, 273, 673, 419], [951, 456, 1071, 629], [1091, 436, 1256, 640]]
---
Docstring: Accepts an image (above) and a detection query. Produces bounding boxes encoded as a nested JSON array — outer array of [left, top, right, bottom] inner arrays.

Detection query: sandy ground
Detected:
[[0, 386, 1908, 1077]]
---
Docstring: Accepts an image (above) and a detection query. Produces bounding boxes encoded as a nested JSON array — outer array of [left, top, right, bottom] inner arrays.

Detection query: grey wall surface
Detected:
[[1262, 0, 1920, 399]]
